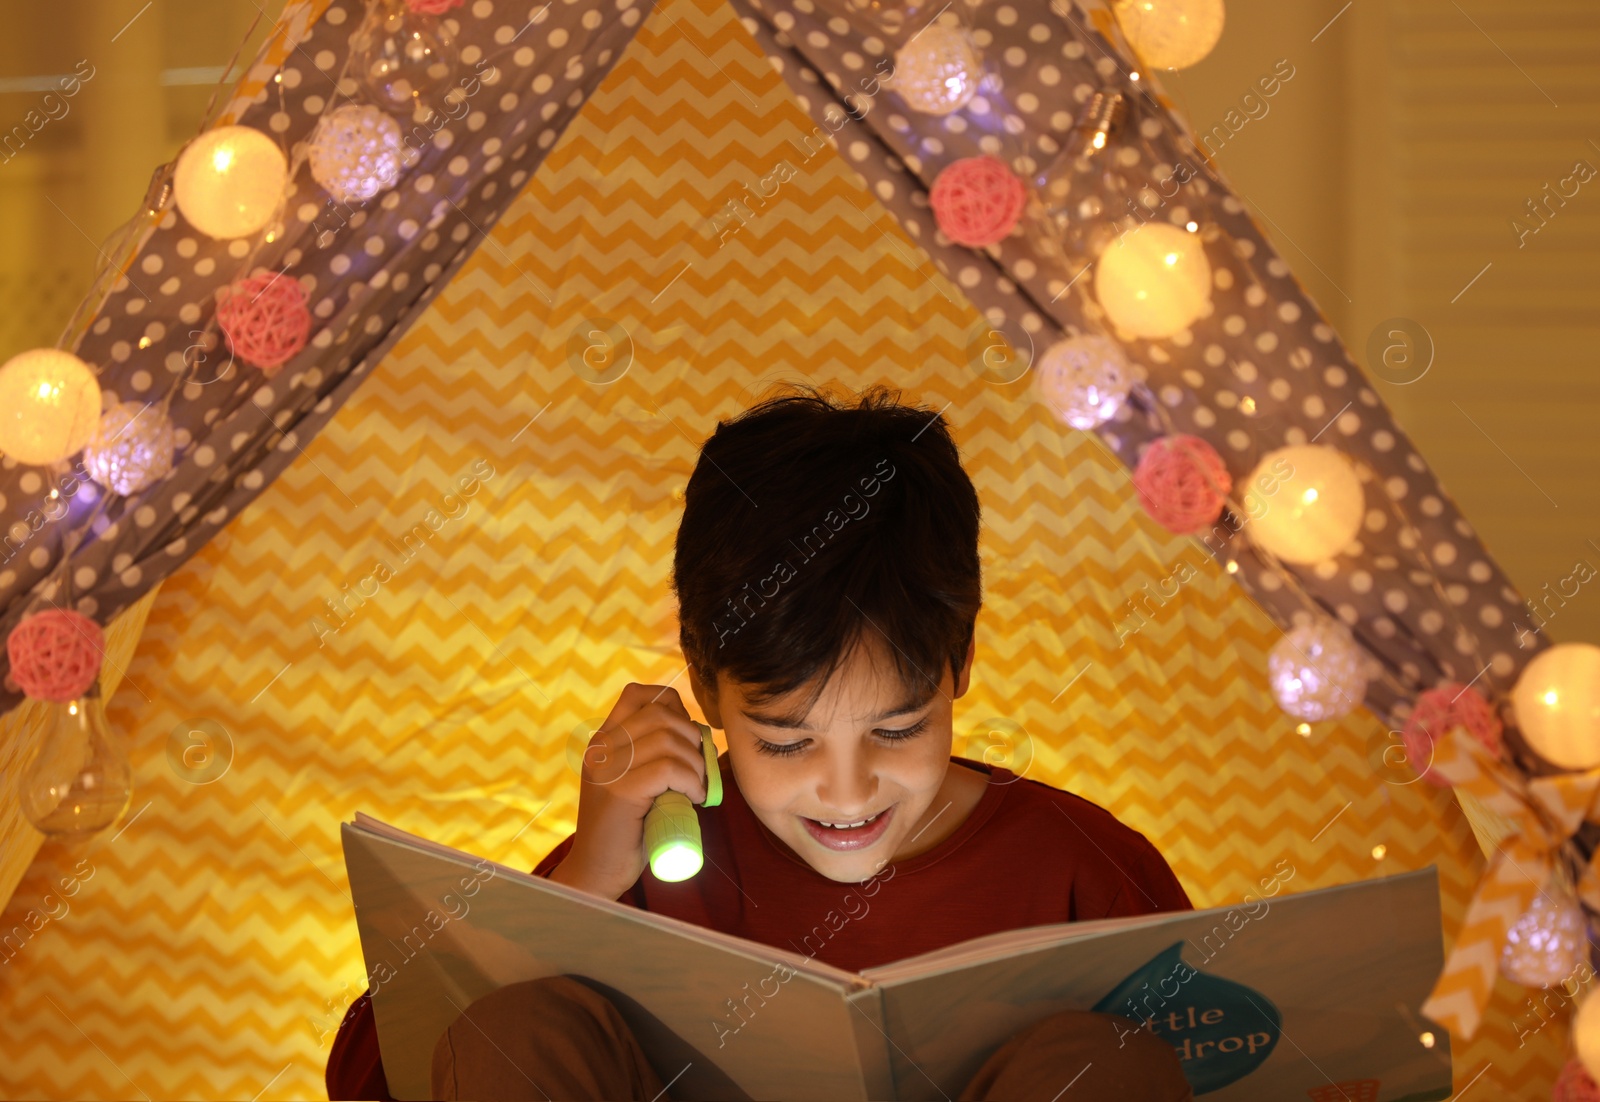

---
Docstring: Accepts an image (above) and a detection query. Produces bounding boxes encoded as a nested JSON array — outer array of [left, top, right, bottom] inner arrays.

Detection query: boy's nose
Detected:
[[814, 751, 879, 815]]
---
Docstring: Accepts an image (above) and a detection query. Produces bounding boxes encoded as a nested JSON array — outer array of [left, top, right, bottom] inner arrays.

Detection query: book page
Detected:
[[869, 868, 1451, 1102], [343, 817, 887, 1101], [349, 812, 862, 985], [859, 910, 1166, 984]]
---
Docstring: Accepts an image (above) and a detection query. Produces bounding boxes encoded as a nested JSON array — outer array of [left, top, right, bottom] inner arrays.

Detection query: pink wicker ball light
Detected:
[[930, 156, 1027, 248], [216, 271, 312, 374], [7, 609, 105, 702], [1401, 681, 1504, 786], [406, 0, 465, 12], [1132, 434, 1232, 535], [1556, 1058, 1600, 1102]]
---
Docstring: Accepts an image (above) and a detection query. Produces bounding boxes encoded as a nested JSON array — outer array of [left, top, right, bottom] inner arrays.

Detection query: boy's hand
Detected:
[[548, 683, 709, 901]]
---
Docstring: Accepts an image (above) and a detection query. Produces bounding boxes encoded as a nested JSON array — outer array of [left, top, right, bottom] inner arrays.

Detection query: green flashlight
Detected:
[[642, 722, 722, 882]]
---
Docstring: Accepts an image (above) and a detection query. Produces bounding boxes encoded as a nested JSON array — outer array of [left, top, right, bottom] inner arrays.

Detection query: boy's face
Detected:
[[690, 635, 976, 884]]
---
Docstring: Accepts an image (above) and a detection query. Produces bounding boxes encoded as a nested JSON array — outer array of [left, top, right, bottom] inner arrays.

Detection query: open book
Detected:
[[342, 814, 1453, 1101]]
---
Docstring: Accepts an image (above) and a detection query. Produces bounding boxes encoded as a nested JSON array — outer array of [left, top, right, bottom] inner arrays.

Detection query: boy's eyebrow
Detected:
[[742, 688, 936, 730]]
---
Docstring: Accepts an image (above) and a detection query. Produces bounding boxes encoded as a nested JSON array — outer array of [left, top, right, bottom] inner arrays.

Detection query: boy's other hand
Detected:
[[548, 683, 709, 901]]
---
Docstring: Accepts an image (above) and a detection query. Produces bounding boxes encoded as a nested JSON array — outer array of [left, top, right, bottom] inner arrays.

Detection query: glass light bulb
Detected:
[[841, 0, 935, 39], [1028, 91, 1169, 288], [20, 689, 133, 841], [350, 0, 461, 118]]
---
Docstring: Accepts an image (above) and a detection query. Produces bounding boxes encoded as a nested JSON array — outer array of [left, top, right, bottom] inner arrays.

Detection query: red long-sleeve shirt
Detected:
[[326, 755, 1192, 1099]]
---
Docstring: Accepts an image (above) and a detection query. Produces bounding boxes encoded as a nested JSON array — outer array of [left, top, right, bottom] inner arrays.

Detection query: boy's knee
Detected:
[[961, 1010, 1192, 1102], [430, 975, 617, 1090]]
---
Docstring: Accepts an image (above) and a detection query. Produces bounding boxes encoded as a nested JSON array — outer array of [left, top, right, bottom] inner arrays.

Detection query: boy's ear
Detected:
[[953, 636, 975, 698], [688, 663, 725, 729]]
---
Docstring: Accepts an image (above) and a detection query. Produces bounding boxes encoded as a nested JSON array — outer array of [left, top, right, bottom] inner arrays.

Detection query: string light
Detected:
[[0, 348, 102, 465], [892, 23, 981, 115], [1095, 221, 1212, 339], [1245, 445, 1364, 565], [172, 125, 287, 239], [1268, 619, 1370, 722], [1112, 0, 1226, 71], [1034, 334, 1132, 430], [1512, 642, 1600, 770]]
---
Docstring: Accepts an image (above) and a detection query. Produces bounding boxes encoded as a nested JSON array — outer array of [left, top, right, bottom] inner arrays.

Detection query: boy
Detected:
[[328, 384, 1194, 1100]]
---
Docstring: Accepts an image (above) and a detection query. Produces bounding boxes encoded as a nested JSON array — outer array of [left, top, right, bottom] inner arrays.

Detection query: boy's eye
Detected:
[[752, 717, 931, 758], [879, 717, 931, 742]]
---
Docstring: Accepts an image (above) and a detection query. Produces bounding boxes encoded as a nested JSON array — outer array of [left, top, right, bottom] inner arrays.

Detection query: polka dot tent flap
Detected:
[[0, 0, 1573, 1098]]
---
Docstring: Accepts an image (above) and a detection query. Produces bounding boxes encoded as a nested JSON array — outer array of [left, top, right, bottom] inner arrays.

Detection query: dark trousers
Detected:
[[430, 975, 1194, 1101]]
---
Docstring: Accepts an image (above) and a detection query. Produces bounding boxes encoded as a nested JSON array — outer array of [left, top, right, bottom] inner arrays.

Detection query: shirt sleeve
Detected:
[[532, 833, 576, 877], [530, 831, 649, 908], [1099, 835, 1194, 919], [324, 992, 391, 1102]]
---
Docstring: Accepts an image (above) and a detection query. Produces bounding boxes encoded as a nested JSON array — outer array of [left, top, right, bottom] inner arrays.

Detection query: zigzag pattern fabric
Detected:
[[0, 0, 1567, 1097]]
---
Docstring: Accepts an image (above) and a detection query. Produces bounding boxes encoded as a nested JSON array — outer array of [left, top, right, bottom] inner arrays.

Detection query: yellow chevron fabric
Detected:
[[0, 0, 1566, 1096]]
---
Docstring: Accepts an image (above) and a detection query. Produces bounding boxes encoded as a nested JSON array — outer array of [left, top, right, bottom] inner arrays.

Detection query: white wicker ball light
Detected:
[[1268, 619, 1370, 723], [1034, 334, 1132, 430], [308, 104, 407, 205], [1500, 890, 1587, 988], [84, 400, 176, 496], [892, 24, 982, 116]]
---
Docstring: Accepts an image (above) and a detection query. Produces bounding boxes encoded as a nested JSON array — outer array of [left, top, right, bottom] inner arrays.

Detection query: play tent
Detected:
[[0, 0, 1580, 1096]]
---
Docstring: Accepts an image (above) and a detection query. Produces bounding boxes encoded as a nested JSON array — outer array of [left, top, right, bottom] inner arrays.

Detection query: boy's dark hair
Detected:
[[673, 382, 983, 718]]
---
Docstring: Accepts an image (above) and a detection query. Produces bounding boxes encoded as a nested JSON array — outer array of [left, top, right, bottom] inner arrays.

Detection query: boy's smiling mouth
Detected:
[[800, 804, 895, 851]]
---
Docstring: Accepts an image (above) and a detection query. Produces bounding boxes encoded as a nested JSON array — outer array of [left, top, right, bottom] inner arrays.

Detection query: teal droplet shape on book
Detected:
[[1091, 941, 1281, 1094]]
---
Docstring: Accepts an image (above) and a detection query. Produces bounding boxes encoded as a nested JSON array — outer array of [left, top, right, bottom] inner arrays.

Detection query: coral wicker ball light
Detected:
[[0, 348, 102, 466], [1034, 334, 1131, 430], [892, 24, 981, 116], [1132, 434, 1231, 535], [216, 272, 312, 374], [1094, 222, 1212, 339], [173, 125, 288, 240], [1400, 682, 1503, 786], [930, 157, 1026, 248], [84, 400, 176, 497], [8, 609, 105, 702], [309, 104, 406, 205], [1556, 1059, 1600, 1102], [1268, 620, 1369, 723]]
